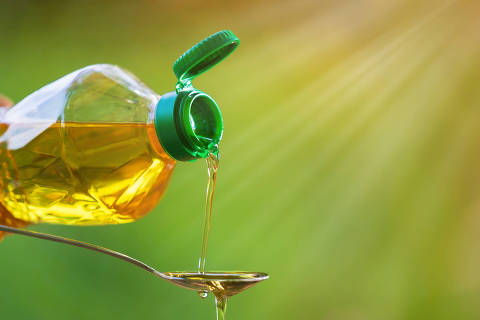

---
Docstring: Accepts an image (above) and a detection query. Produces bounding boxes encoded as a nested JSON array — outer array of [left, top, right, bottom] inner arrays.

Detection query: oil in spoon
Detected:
[[163, 272, 269, 298], [163, 272, 269, 320]]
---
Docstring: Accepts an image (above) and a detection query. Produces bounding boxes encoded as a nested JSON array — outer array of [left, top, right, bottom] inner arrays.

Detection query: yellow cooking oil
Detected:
[[0, 122, 176, 226], [198, 149, 219, 274]]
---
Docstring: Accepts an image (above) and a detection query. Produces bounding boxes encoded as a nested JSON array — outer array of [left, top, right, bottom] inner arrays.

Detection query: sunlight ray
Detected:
[[215, 21, 451, 210], [216, 27, 451, 252], [216, 11, 456, 197], [284, 45, 469, 274], [221, 0, 455, 156], [256, 52, 471, 310]]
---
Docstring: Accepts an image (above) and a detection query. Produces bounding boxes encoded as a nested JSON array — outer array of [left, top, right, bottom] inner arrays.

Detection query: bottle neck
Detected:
[[154, 89, 223, 161]]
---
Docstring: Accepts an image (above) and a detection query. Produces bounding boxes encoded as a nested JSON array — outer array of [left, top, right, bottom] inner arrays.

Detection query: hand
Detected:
[[0, 94, 25, 240], [0, 95, 13, 107]]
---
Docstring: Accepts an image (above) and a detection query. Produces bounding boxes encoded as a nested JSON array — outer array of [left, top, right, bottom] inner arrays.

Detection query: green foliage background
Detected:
[[1, 1, 479, 319]]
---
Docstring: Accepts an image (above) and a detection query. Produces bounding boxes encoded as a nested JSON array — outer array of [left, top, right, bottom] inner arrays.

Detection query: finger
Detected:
[[0, 95, 14, 107]]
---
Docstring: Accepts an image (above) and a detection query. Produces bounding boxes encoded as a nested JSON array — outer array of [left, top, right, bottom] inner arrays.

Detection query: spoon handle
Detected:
[[0, 224, 165, 279]]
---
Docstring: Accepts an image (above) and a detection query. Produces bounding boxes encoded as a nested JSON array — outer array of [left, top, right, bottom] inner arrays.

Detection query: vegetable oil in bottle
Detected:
[[0, 122, 175, 225]]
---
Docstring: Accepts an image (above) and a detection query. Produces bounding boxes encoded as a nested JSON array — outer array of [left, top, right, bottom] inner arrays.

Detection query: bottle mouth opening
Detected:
[[179, 91, 223, 155], [154, 90, 223, 161]]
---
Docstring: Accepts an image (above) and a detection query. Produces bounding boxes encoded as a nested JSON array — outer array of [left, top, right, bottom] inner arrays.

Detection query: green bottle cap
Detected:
[[155, 90, 223, 161], [155, 30, 239, 161], [173, 30, 240, 84]]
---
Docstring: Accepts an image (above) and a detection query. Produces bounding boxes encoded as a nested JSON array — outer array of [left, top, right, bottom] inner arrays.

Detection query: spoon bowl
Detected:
[[163, 271, 269, 297]]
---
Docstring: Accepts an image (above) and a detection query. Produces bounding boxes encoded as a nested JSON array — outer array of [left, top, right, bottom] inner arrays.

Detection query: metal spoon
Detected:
[[0, 224, 268, 296]]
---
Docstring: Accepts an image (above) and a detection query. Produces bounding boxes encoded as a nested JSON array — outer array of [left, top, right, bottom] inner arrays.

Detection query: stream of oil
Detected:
[[166, 146, 269, 319], [199, 149, 219, 275]]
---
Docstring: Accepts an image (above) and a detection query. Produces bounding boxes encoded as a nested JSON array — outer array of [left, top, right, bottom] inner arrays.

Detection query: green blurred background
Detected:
[[1, 0, 480, 319]]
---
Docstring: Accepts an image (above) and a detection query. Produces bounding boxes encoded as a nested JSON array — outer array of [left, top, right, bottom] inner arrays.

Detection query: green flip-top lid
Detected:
[[173, 30, 240, 85], [155, 30, 240, 161]]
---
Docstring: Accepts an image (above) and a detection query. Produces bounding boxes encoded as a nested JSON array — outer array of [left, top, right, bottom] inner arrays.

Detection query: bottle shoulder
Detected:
[[71, 64, 159, 99], [1, 65, 160, 150]]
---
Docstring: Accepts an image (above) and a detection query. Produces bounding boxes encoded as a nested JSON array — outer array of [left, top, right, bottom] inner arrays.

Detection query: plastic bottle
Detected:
[[0, 30, 239, 230]]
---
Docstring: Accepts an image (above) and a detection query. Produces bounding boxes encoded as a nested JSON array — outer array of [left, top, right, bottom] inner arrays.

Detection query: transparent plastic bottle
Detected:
[[0, 30, 239, 230]]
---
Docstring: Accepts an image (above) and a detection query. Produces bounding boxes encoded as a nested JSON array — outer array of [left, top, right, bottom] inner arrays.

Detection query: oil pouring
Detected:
[[169, 147, 269, 319], [0, 30, 268, 320]]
